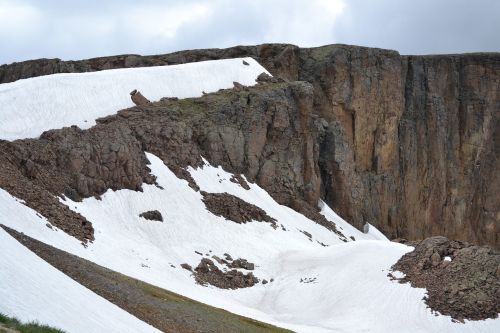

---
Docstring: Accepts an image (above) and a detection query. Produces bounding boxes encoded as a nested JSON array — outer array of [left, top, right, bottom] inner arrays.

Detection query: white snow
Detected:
[[391, 270, 406, 279], [0, 228, 160, 333], [1, 153, 498, 333], [444, 256, 452, 262], [0, 57, 269, 141], [319, 200, 387, 241]]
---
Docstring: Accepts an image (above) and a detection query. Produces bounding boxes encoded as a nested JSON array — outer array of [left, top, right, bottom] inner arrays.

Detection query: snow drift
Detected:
[[0, 57, 268, 140]]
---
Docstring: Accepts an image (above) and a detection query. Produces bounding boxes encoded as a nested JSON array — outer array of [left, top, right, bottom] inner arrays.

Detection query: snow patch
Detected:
[[0, 57, 269, 140]]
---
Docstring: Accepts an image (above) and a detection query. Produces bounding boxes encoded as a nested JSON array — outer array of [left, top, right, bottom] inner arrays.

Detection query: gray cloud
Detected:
[[333, 0, 500, 55], [0, 0, 498, 65]]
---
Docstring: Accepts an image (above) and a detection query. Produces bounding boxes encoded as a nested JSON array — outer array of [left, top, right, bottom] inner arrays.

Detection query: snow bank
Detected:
[[1, 154, 498, 333], [319, 200, 387, 241], [0, 57, 269, 140], [0, 228, 160, 333]]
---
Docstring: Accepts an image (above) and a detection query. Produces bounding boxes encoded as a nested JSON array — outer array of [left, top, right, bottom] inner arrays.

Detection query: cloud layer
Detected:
[[0, 0, 499, 64]]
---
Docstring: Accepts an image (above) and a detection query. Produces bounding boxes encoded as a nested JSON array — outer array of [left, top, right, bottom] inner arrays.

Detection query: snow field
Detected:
[[0, 228, 161, 333], [1, 153, 498, 333], [0, 57, 268, 140]]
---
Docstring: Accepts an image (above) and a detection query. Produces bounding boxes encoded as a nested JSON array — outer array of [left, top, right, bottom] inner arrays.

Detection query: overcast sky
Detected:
[[1, 0, 499, 65]]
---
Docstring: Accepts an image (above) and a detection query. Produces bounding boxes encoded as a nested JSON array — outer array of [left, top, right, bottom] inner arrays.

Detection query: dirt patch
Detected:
[[139, 210, 163, 222], [194, 258, 259, 289], [391, 236, 500, 322], [201, 191, 277, 227]]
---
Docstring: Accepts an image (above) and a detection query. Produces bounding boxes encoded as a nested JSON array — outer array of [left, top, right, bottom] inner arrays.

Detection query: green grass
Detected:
[[0, 313, 64, 333]]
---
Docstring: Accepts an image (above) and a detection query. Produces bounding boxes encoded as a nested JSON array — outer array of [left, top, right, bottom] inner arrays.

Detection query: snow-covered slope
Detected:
[[0, 228, 160, 333], [1, 154, 498, 333], [0, 57, 268, 140]]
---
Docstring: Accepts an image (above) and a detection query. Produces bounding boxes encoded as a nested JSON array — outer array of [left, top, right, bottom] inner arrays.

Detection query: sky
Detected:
[[0, 0, 499, 65]]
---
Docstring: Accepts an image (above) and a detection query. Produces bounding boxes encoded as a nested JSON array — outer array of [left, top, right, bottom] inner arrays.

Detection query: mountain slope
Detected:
[[0, 55, 498, 332], [0, 227, 160, 333], [2, 226, 291, 333], [2, 44, 497, 247], [1, 153, 498, 332]]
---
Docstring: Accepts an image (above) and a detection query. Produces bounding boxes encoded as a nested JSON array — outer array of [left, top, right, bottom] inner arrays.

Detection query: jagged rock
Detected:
[[211, 255, 226, 265], [194, 258, 259, 289], [229, 174, 250, 190], [392, 236, 500, 321], [139, 210, 163, 222], [232, 81, 245, 91], [130, 89, 151, 106], [229, 258, 255, 270], [180, 263, 192, 271], [200, 191, 276, 227], [256, 72, 279, 83]]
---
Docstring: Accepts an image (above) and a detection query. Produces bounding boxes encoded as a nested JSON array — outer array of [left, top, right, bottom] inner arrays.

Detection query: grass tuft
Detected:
[[0, 313, 64, 333]]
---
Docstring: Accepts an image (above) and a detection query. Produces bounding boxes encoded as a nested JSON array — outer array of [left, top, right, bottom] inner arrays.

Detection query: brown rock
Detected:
[[130, 89, 151, 106], [0, 44, 498, 247], [139, 210, 163, 222], [201, 191, 276, 227], [193, 258, 259, 289], [180, 263, 192, 271], [392, 236, 500, 321]]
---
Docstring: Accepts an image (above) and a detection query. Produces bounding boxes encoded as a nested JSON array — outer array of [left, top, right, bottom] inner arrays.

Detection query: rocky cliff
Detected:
[[1, 44, 498, 247]]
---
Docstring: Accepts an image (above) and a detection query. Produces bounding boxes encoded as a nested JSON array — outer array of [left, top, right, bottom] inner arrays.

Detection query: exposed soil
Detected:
[[201, 191, 277, 228], [391, 236, 500, 322], [139, 210, 163, 222], [1, 225, 290, 333]]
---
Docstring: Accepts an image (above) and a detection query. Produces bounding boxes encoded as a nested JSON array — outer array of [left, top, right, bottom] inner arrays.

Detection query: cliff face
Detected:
[[1, 44, 498, 247], [294, 46, 499, 247]]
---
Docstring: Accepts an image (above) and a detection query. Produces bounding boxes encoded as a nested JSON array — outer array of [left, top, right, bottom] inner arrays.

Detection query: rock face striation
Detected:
[[0, 44, 498, 247]]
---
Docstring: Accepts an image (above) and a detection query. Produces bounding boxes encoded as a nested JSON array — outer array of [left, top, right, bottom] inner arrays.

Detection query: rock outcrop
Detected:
[[130, 89, 151, 106], [0, 44, 498, 247], [139, 210, 163, 222], [193, 258, 259, 289], [201, 191, 277, 227], [391, 236, 500, 321]]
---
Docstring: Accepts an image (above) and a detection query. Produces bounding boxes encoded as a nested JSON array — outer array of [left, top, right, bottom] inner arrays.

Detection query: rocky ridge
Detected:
[[0, 80, 327, 241], [1, 44, 497, 247]]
